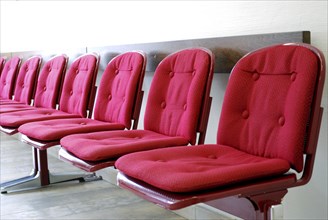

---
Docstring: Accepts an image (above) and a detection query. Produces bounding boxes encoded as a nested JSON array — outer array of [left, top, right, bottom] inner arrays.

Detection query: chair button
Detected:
[[70, 91, 73, 95], [161, 102, 166, 109], [291, 73, 296, 81], [169, 72, 174, 78], [253, 73, 260, 81], [80, 122, 86, 125], [242, 110, 249, 119], [278, 116, 285, 126], [76, 70, 79, 74], [108, 94, 112, 100], [183, 104, 187, 110], [43, 86, 47, 91]]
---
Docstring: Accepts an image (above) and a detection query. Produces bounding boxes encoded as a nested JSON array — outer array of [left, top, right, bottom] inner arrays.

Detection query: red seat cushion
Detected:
[[0, 108, 81, 128], [60, 130, 189, 162], [18, 118, 125, 141], [0, 104, 35, 114], [115, 145, 291, 193]]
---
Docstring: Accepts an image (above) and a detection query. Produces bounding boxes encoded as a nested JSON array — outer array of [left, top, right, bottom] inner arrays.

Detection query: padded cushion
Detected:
[[0, 56, 21, 100], [217, 44, 319, 172], [59, 54, 97, 117], [0, 108, 80, 128], [33, 55, 67, 108], [115, 145, 290, 193], [93, 52, 144, 129], [18, 118, 125, 141], [12, 56, 41, 104], [61, 130, 189, 162], [144, 48, 212, 145], [0, 104, 35, 114]]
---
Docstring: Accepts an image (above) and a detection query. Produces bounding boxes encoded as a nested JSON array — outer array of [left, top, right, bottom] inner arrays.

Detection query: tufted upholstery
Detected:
[[217, 44, 319, 172], [18, 52, 146, 142], [0, 53, 98, 129], [144, 49, 212, 145], [116, 145, 290, 192], [0, 56, 21, 100], [60, 48, 214, 164], [33, 55, 68, 108], [9, 56, 42, 104], [61, 130, 189, 162], [59, 54, 98, 117], [93, 52, 145, 128], [0, 55, 67, 114], [116, 43, 323, 193]]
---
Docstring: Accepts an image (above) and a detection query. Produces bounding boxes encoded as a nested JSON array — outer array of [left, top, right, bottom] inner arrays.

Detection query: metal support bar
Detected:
[[1, 147, 102, 193]]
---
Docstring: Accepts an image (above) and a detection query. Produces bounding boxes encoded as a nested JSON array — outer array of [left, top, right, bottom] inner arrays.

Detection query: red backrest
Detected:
[[0, 57, 6, 75], [93, 51, 146, 129], [0, 56, 21, 100], [59, 53, 99, 117], [144, 48, 214, 145], [33, 55, 68, 108], [217, 43, 323, 172], [12, 56, 42, 104]]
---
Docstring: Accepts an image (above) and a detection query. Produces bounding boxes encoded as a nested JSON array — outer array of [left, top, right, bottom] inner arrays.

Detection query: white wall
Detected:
[[1, 1, 327, 219]]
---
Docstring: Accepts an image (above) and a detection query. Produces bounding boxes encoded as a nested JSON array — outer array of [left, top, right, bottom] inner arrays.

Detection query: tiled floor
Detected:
[[0, 133, 186, 220]]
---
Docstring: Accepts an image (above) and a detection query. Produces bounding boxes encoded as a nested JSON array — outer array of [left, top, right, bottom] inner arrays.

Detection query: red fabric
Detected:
[[0, 108, 80, 128], [59, 54, 97, 117], [17, 52, 145, 142], [61, 130, 189, 162], [144, 48, 212, 145], [12, 56, 41, 104], [115, 145, 290, 192], [217, 44, 319, 172], [0, 55, 66, 114], [18, 118, 125, 141], [0, 57, 5, 75], [93, 52, 144, 129], [33, 55, 67, 108], [0, 104, 35, 114], [0, 56, 21, 100]]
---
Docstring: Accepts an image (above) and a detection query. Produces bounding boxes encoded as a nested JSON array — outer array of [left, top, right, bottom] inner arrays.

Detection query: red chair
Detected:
[[0, 53, 99, 135], [0, 56, 22, 101], [116, 43, 326, 220], [0, 51, 147, 193], [0, 53, 99, 193], [0, 57, 6, 75], [58, 48, 214, 173], [0, 56, 42, 105], [0, 56, 42, 111], [18, 51, 146, 148], [0, 55, 68, 114]]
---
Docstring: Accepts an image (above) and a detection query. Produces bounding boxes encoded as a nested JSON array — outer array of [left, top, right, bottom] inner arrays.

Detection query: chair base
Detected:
[[1, 169, 102, 193], [1, 147, 102, 193], [0, 126, 18, 135]]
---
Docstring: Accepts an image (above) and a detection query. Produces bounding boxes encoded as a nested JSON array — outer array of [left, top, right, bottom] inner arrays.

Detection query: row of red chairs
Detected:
[[0, 43, 325, 220]]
